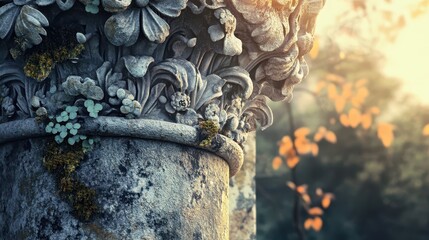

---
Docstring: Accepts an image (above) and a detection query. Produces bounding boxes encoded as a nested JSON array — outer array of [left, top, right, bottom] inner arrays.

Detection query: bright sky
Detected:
[[315, 0, 429, 104]]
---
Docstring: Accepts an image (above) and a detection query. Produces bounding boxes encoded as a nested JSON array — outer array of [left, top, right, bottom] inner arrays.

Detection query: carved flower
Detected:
[[168, 92, 190, 113], [0, 0, 76, 42], [208, 8, 242, 56], [1, 96, 16, 117], [104, 0, 187, 46], [205, 103, 220, 121], [230, 0, 299, 52]]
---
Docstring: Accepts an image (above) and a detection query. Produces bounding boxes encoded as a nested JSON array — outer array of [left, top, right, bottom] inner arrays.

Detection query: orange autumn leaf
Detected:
[[304, 218, 313, 230], [423, 124, 429, 136], [341, 83, 353, 99], [287, 155, 300, 169], [312, 217, 323, 231], [377, 123, 395, 147], [309, 37, 320, 59], [349, 108, 362, 128], [272, 156, 283, 170], [294, 127, 311, 138], [361, 113, 372, 130], [351, 87, 369, 107], [322, 196, 332, 209], [314, 127, 327, 142], [340, 114, 350, 127], [327, 84, 338, 99], [314, 132, 324, 142], [325, 131, 337, 144], [296, 184, 308, 194], [370, 106, 381, 115], [335, 97, 346, 113], [295, 137, 312, 155], [304, 217, 323, 232], [316, 188, 324, 197], [308, 207, 324, 216], [311, 143, 319, 156], [302, 194, 311, 204], [279, 136, 293, 156], [287, 181, 296, 190]]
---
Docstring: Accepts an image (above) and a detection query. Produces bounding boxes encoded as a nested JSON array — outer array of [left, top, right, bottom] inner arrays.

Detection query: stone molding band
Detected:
[[0, 117, 244, 176]]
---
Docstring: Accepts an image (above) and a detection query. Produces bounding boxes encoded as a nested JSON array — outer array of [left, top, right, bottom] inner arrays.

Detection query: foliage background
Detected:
[[256, 0, 429, 239]]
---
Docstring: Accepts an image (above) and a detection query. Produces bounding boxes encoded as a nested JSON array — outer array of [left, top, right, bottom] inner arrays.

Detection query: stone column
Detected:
[[0, 0, 324, 239], [229, 132, 256, 240]]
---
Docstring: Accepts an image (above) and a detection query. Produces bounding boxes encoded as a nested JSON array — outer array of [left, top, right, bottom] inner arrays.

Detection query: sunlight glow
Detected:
[[315, 0, 429, 103]]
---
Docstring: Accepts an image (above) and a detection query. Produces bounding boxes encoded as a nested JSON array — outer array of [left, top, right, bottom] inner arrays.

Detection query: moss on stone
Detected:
[[43, 141, 98, 222], [199, 120, 220, 148], [21, 26, 85, 82], [24, 44, 84, 82]]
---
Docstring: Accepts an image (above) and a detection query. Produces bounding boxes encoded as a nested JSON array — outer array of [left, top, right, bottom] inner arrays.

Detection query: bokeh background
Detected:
[[256, 0, 429, 239]]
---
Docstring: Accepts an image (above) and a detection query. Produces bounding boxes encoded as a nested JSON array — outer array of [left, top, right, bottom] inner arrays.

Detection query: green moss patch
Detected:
[[43, 141, 97, 221], [18, 26, 85, 82], [199, 120, 220, 147]]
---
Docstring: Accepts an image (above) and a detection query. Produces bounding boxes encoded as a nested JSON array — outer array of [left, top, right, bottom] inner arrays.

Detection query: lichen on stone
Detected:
[[24, 44, 84, 81], [43, 141, 98, 221], [199, 120, 220, 148], [21, 26, 85, 82]]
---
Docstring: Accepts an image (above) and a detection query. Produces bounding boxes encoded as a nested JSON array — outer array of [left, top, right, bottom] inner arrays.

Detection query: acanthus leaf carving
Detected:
[[0, 0, 324, 146]]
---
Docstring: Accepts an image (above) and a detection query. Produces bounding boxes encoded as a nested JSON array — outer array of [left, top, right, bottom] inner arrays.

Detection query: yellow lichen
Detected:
[[24, 44, 84, 82], [43, 141, 98, 221], [199, 120, 220, 147]]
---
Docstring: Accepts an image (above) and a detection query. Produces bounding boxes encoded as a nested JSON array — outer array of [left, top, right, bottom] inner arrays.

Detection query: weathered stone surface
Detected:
[[0, 117, 244, 177], [229, 132, 256, 240], [0, 137, 230, 239]]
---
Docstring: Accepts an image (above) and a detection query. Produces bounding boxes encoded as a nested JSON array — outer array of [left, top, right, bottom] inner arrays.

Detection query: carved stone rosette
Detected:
[[0, 0, 324, 239]]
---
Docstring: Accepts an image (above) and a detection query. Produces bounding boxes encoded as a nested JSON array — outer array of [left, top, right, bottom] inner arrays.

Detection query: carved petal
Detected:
[[208, 24, 224, 42], [215, 67, 253, 99], [13, 0, 32, 5], [141, 7, 169, 43], [55, 0, 76, 11], [15, 5, 49, 46], [250, 13, 286, 52], [194, 74, 226, 110], [0, 3, 20, 39], [231, 0, 288, 51], [121, 55, 154, 78], [104, 9, 140, 46], [102, 0, 132, 13], [150, 58, 199, 92], [263, 46, 299, 81], [35, 0, 56, 6], [96, 61, 112, 90], [243, 96, 273, 131], [222, 34, 243, 56], [149, 0, 187, 18]]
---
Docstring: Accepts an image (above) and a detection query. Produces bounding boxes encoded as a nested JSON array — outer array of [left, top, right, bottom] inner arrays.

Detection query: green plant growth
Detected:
[[199, 120, 220, 147], [84, 99, 103, 118], [43, 142, 97, 221], [19, 26, 85, 81], [45, 103, 100, 149]]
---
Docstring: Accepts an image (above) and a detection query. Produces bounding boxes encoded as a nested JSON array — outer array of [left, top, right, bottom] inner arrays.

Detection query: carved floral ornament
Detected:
[[0, 0, 324, 145]]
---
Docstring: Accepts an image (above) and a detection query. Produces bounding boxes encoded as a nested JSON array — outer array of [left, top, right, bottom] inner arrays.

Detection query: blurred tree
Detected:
[[256, 39, 429, 240]]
